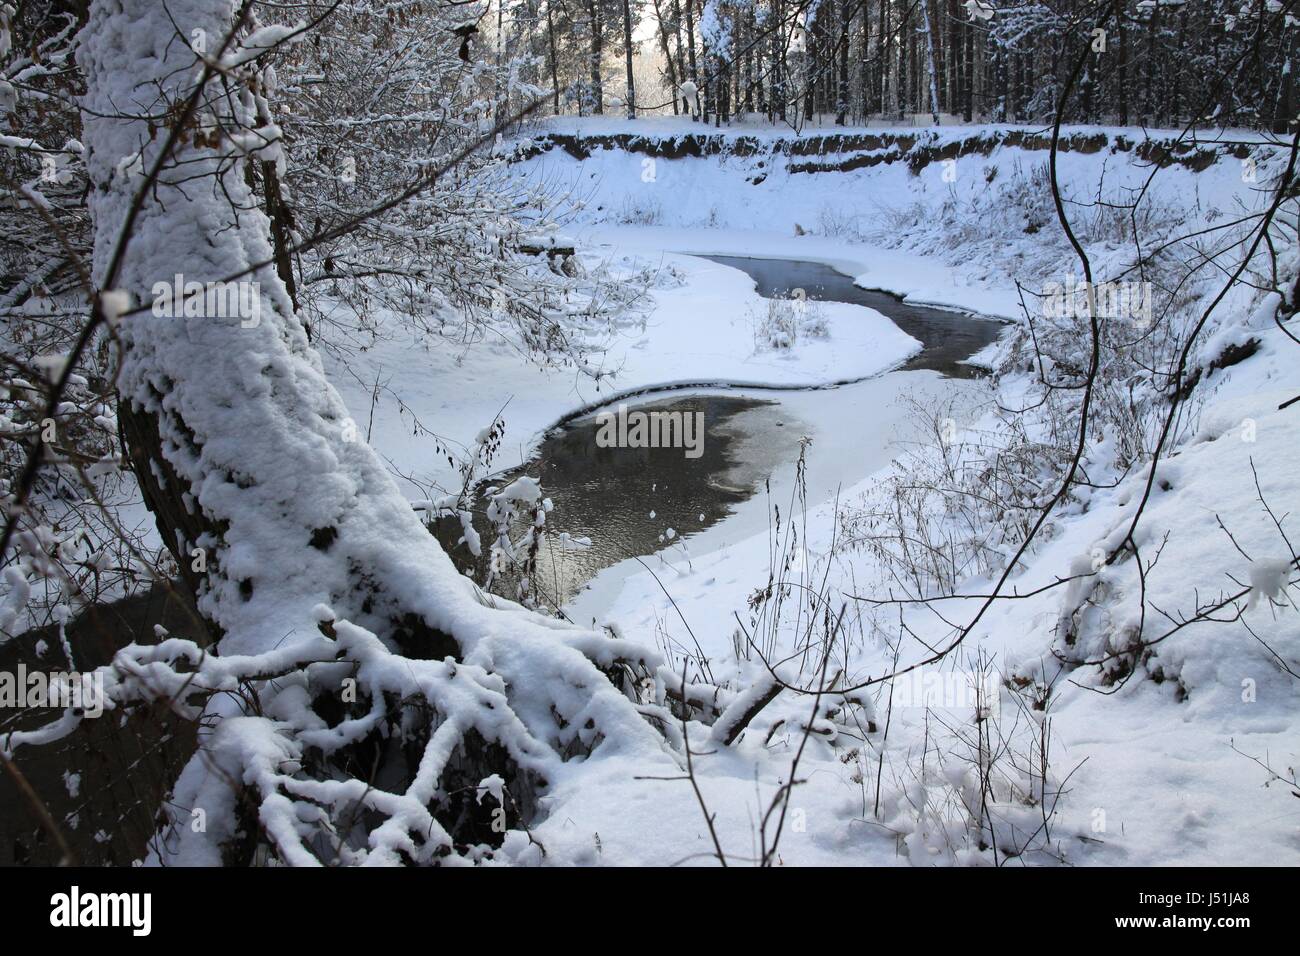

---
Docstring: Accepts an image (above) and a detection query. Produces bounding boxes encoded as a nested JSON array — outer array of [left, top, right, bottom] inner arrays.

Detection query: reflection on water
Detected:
[[433, 393, 805, 608], [434, 255, 1004, 607]]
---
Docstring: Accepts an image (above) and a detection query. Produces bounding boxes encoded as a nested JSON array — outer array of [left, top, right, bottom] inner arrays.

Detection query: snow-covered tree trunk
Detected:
[[920, 0, 941, 125], [685, 0, 701, 119], [76, 0, 662, 865]]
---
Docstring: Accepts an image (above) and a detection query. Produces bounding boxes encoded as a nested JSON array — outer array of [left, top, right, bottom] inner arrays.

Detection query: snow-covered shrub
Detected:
[[849, 134, 1278, 611], [482, 475, 552, 609], [733, 449, 1084, 866], [841, 393, 1070, 596], [873, 159, 1062, 277], [870, 653, 1081, 865], [616, 195, 663, 226], [816, 204, 865, 241], [752, 294, 828, 351]]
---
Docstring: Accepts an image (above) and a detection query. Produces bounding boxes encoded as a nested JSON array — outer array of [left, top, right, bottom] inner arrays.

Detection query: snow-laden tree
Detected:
[[1, 0, 670, 865], [257, 2, 641, 370], [0, 0, 652, 667]]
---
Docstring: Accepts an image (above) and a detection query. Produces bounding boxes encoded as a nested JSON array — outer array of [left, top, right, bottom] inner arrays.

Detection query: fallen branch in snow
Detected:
[[710, 672, 781, 745], [1230, 740, 1300, 801]]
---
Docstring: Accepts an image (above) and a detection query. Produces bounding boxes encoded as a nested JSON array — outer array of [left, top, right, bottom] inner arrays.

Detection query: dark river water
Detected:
[[433, 255, 1004, 609]]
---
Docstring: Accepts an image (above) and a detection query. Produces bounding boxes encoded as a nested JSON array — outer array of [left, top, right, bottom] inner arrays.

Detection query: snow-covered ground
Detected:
[[11, 0, 1296, 873], [472, 121, 1300, 867], [312, 119, 1300, 866], [541, 318, 1300, 867]]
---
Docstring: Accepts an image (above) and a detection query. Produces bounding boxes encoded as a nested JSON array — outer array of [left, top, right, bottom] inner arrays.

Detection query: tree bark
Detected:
[[621, 0, 636, 118], [920, 0, 941, 124], [685, 0, 700, 119], [546, 0, 562, 113], [589, 0, 604, 114], [836, 0, 850, 124]]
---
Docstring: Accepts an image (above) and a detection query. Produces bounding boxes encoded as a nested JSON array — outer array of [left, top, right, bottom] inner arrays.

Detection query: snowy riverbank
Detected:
[[489, 121, 1300, 866], [325, 230, 988, 499]]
